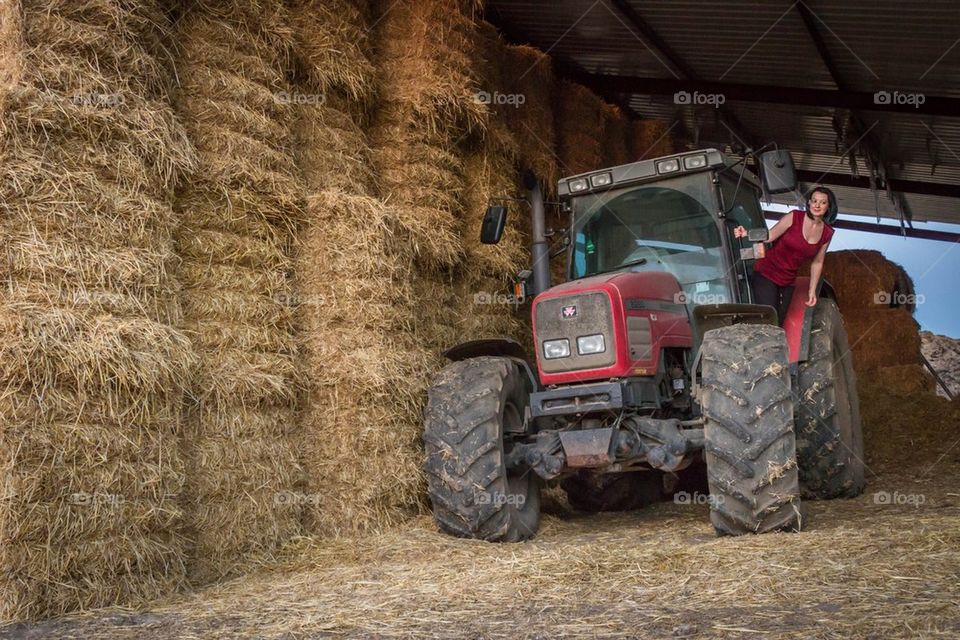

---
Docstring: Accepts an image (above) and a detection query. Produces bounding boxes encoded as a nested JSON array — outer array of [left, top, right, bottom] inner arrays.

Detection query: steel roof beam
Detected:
[[795, 170, 960, 199]]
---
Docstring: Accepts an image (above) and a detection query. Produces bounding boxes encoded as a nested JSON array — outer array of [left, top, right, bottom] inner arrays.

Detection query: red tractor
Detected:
[[423, 148, 864, 541]]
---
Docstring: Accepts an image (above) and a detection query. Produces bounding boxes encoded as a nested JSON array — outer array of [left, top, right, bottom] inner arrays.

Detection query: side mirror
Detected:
[[747, 227, 769, 243], [759, 149, 797, 194], [480, 205, 507, 245]]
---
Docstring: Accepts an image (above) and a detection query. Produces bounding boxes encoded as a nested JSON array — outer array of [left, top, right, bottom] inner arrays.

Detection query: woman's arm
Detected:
[[732, 212, 794, 239], [767, 213, 795, 243], [807, 242, 830, 306]]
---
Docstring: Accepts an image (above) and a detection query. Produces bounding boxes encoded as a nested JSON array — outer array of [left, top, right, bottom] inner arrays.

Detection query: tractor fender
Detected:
[[442, 338, 540, 392], [782, 277, 836, 364]]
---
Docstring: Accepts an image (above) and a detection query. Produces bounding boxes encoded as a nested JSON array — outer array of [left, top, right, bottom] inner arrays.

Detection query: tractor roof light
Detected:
[[656, 158, 681, 174], [568, 178, 589, 193], [590, 172, 612, 188], [683, 154, 707, 170]]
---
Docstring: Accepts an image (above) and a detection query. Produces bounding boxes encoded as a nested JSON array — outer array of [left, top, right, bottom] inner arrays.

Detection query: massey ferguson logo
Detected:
[[561, 305, 578, 319]]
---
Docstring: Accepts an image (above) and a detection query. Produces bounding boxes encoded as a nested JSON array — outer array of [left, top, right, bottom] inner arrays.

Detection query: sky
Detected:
[[764, 204, 960, 339]]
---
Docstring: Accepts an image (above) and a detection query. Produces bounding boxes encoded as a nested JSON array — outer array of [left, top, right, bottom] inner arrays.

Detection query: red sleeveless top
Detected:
[[754, 209, 833, 287]]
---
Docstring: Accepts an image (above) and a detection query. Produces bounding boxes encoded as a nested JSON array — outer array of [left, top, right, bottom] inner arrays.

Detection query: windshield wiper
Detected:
[[593, 257, 647, 276]]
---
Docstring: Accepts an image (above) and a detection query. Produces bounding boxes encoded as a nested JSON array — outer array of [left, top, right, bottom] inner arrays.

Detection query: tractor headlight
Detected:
[[568, 178, 588, 193], [577, 334, 606, 355], [543, 338, 571, 359], [656, 158, 680, 174]]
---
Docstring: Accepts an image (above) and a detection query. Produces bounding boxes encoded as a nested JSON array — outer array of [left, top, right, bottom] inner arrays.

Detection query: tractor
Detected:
[[423, 148, 864, 541]]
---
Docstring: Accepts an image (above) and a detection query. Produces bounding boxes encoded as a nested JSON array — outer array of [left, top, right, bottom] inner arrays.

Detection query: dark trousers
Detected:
[[751, 271, 795, 326]]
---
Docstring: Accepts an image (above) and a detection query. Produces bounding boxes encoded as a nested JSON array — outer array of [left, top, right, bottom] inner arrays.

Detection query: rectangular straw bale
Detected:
[[841, 307, 921, 373], [554, 80, 605, 176], [601, 103, 630, 167], [629, 118, 677, 160], [500, 43, 557, 194]]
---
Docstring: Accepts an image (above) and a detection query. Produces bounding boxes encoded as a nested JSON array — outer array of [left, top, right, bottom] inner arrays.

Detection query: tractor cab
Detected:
[[561, 149, 771, 309]]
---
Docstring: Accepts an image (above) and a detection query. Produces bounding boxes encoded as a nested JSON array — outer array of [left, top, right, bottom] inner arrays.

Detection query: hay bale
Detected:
[[841, 308, 921, 374], [370, 0, 489, 269], [554, 80, 605, 176], [500, 43, 557, 194], [289, 0, 376, 103], [819, 250, 913, 314], [0, 0, 194, 620], [629, 118, 676, 160], [173, 4, 304, 585], [872, 365, 937, 397], [601, 103, 630, 167]]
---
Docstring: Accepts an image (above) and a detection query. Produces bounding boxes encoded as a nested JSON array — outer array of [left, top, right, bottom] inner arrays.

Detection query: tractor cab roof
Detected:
[[557, 148, 761, 198]]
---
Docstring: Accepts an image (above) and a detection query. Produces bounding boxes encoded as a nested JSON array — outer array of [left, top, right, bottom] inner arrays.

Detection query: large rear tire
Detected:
[[700, 324, 802, 535], [423, 357, 540, 541], [795, 298, 866, 498], [561, 471, 663, 512]]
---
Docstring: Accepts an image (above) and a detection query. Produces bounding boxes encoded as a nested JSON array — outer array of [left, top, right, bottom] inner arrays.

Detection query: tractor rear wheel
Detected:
[[795, 298, 865, 498], [423, 357, 540, 541], [561, 471, 663, 512], [700, 324, 803, 535]]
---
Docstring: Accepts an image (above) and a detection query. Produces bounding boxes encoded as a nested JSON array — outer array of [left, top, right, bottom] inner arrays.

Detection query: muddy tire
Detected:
[[423, 357, 540, 541], [795, 298, 865, 499], [700, 324, 802, 535], [561, 471, 663, 512]]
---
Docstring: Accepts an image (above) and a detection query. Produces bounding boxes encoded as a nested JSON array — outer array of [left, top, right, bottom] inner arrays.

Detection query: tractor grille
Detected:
[[535, 291, 616, 374]]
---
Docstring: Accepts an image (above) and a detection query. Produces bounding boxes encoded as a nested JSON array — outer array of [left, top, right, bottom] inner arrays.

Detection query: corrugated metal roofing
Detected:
[[487, 0, 960, 227]]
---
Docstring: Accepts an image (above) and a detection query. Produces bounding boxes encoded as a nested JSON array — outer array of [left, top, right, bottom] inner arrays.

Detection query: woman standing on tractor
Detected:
[[734, 186, 837, 325]]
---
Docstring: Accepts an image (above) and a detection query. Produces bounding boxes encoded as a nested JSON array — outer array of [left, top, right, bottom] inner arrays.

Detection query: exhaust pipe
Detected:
[[525, 172, 551, 297]]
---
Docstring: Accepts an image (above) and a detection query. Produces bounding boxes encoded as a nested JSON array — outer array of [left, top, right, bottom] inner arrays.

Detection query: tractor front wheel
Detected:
[[795, 298, 865, 498], [700, 323, 803, 535], [423, 357, 540, 541]]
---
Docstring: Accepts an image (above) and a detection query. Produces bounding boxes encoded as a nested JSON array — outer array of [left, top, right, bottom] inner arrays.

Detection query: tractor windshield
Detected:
[[570, 174, 732, 305]]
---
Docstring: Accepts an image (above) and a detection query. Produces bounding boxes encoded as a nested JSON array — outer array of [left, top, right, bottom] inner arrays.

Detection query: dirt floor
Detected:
[[3, 388, 959, 640]]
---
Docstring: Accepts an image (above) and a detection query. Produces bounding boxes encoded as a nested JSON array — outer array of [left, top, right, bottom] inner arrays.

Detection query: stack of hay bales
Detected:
[[453, 22, 529, 343], [554, 80, 605, 176], [500, 43, 557, 196], [629, 118, 676, 160], [815, 250, 920, 373], [601, 103, 631, 167], [290, 0, 428, 536], [0, 0, 194, 619], [172, 1, 304, 583]]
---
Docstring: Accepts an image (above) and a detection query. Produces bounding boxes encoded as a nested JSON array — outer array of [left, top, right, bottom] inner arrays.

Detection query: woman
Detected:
[[734, 186, 836, 325]]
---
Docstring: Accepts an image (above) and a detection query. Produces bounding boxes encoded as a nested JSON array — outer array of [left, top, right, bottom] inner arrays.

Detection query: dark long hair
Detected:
[[805, 186, 838, 224]]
